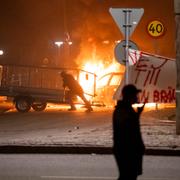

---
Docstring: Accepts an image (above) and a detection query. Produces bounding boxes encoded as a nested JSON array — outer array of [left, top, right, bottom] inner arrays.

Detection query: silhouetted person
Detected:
[[60, 71, 93, 112], [112, 84, 145, 180]]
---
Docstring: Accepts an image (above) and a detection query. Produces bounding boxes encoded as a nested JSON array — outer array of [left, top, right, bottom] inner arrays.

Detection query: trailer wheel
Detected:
[[15, 97, 31, 113], [32, 102, 47, 111]]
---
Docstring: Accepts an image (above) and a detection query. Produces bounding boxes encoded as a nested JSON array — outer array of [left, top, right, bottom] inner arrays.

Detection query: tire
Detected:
[[15, 97, 31, 113], [32, 102, 47, 111]]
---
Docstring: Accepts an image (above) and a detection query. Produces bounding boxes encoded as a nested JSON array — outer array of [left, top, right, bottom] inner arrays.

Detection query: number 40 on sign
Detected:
[[147, 20, 165, 38]]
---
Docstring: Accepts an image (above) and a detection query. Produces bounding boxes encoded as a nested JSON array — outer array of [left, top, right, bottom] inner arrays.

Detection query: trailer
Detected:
[[0, 64, 96, 112]]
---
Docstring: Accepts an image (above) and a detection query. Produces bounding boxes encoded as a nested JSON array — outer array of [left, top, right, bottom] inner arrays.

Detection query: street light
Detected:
[[0, 50, 4, 55], [54, 41, 64, 47], [54, 40, 73, 66], [54, 41, 64, 66], [68, 41, 73, 45]]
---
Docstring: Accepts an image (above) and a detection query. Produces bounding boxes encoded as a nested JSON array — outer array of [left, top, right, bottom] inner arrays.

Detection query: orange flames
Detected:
[[78, 59, 124, 101], [78, 59, 162, 110]]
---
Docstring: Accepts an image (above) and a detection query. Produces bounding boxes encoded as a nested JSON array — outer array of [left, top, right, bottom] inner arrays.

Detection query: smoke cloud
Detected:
[[0, 0, 123, 67]]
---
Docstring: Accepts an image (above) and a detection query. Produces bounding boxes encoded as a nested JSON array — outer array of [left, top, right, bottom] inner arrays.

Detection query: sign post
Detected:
[[109, 8, 144, 84], [124, 10, 130, 84]]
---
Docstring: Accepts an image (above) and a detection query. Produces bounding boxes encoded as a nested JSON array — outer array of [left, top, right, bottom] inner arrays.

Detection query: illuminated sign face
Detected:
[[147, 20, 165, 38]]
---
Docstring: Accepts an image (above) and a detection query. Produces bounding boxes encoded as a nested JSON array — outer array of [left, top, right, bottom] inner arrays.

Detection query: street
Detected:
[[0, 106, 113, 146], [0, 154, 179, 180], [0, 105, 179, 149]]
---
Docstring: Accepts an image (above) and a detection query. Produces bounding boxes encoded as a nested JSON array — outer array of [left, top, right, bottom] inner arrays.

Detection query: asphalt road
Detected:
[[0, 104, 179, 151], [0, 104, 166, 137], [0, 105, 113, 144], [0, 154, 179, 180], [0, 105, 112, 131]]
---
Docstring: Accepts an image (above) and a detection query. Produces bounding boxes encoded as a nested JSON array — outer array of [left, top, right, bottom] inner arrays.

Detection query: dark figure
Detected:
[[60, 71, 93, 112], [112, 84, 145, 180]]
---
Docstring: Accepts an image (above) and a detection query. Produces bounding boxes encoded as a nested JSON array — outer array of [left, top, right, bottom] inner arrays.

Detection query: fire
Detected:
[[78, 61, 105, 100], [83, 61, 104, 75], [77, 59, 171, 110], [133, 103, 157, 111], [76, 55, 175, 110], [78, 59, 124, 101], [78, 60, 161, 110], [82, 60, 123, 78]]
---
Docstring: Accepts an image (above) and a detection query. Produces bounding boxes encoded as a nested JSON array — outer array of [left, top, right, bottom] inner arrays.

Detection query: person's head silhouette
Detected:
[[122, 84, 141, 104], [60, 71, 67, 77]]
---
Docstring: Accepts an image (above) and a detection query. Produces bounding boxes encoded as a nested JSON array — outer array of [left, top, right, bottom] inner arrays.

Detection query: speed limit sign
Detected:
[[147, 20, 165, 38]]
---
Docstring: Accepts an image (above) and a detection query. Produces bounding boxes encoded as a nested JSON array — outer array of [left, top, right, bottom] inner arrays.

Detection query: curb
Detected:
[[0, 146, 180, 156]]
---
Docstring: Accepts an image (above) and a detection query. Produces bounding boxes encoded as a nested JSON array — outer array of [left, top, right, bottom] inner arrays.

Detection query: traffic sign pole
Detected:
[[124, 9, 131, 84], [109, 8, 144, 84]]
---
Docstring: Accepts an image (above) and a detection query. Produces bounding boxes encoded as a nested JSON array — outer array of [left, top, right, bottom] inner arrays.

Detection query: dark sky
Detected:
[[0, 0, 121, 66], [0, 0, 176, 67]]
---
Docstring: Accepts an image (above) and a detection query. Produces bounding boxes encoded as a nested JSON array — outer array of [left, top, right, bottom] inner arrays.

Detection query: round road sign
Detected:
[[114, 40, 139, 65], [147, 20, 165, 38]]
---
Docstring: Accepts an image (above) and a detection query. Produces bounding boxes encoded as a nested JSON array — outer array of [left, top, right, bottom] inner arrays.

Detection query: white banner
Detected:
[[114, 50, 176, 103], [128, 49, 143, 65]]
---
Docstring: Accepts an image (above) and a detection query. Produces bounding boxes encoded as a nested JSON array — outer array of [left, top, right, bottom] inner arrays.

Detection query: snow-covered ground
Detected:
[[0, 105, 179, 150]]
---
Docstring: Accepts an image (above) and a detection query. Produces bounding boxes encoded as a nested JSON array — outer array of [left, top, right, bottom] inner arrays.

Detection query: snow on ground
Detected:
[[0, 105, 179, 149]]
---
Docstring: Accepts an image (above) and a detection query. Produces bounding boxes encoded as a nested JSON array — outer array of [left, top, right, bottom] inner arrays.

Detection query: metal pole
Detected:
[[124, 9, 131, 85]]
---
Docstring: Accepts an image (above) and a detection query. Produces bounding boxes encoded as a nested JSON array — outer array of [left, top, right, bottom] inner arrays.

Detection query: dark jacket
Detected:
[[62, 74, 83, 95], [113, 100, 145, 176]]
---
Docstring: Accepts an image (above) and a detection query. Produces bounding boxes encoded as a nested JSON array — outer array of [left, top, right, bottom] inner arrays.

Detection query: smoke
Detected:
[[69, 0, 122, 67], [0, 0, 122, 67]]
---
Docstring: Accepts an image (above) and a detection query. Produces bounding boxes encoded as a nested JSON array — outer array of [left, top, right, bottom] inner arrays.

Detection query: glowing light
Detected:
[[83, 61, 104, 75], [115, 40, 121, 44], [82, 60, 123, 78], [78, 61, 103, 99], [78, 59, 124, 102], [0, 50, 4, 55], [68, 41, 73, 45], [54, 41, 63, 47], [133, 103, 157, 111], [102, 40, 110, 44]]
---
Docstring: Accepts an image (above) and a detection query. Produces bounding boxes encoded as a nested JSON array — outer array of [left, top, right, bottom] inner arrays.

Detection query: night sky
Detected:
[[0, 0, 176, 67]]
